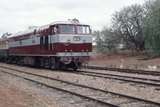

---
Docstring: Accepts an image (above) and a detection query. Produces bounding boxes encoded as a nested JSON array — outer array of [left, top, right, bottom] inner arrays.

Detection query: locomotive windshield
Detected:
[[77, 25, 90, 34], [59, 25, 75, 34], [58, 24, 91, 34]]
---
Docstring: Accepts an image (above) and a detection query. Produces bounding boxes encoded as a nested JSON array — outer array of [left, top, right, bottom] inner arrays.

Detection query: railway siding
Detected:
[[85, 65, 160, 76], [0, 64, 160, 106]]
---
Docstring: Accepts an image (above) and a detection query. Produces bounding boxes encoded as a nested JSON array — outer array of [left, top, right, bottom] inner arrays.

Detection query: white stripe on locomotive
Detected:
[[9, 34, 92, 48]]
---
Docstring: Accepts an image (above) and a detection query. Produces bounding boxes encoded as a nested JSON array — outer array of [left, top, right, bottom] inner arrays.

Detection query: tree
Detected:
[[93, 31, 104, 53], [93, 28, 120, 53], [112, 4, 145, 51], [143, 0, 160, 55]]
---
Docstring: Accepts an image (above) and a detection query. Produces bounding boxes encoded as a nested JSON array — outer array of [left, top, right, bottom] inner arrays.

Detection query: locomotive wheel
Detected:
[[67, 61, 78, 71]]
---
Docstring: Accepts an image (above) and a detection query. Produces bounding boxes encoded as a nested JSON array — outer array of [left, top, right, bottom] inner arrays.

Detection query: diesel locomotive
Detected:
[[0, 19, 92, 70]]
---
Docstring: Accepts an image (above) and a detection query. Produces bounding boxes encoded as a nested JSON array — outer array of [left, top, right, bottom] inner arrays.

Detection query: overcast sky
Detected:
[[0, 0, 145, 35]]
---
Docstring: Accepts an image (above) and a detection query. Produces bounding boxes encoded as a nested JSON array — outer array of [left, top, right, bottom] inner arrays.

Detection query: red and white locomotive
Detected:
[[0, 19, 92, 70]]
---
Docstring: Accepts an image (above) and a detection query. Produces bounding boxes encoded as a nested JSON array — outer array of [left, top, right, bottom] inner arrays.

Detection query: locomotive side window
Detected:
[[50, 25, 58, 35]]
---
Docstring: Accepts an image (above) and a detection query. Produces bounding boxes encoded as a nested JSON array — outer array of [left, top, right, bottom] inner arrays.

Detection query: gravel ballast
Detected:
[[0, 63, 160, 104]]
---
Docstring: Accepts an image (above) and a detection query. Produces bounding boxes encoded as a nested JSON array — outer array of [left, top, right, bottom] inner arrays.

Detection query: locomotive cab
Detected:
[[49, 21, 92, 70]]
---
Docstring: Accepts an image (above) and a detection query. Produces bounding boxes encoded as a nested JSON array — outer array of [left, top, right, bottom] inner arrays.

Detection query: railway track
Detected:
[[0, 65, 160, 107], [85, 65, 160, 76], [79, 69, 160, 87], [1, 64, 160, 87]]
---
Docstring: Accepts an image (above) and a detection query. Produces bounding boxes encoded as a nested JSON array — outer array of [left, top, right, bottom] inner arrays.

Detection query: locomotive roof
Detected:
[[38, 21, 88, 30], [50, 21, 87, 26], [8, 28, 35, 39], [8, 20, 89, 39]]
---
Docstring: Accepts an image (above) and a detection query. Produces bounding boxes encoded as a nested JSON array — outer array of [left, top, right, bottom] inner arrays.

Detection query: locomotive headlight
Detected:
[[73, 36, 80, 41]]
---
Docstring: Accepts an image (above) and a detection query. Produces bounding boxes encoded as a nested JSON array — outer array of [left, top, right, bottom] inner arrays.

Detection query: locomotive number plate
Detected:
[[73, 36, 81, 41]]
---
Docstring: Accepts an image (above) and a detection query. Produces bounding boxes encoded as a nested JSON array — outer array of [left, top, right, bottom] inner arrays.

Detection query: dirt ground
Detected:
[[0, 79, 36, 107], [0, 73, 59, 107], [89, 54, 160, 70], [0, 83, 24, 107]]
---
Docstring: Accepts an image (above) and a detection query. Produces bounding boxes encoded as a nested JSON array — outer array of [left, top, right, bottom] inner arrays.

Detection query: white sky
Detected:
[[0, 0, 145, 35]]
